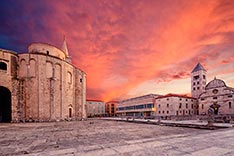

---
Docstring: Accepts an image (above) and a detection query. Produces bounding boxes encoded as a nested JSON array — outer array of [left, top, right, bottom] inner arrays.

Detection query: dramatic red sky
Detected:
[[1, 0, 234, 101]]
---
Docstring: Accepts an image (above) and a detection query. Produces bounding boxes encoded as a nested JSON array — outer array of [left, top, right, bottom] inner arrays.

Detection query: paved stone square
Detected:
[[0, 119, 234, 156]]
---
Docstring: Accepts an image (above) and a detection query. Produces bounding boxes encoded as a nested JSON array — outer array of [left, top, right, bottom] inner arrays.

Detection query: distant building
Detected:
[[115, 63, 234, 119], [198, 78, 234, 115], [0, 39, 86, 122], [86, 100, 105, 117], [154, 94, 197, 118], [105, 101, 117, 117], [116, 94, 161, 118], [191, 63, 234, 116]]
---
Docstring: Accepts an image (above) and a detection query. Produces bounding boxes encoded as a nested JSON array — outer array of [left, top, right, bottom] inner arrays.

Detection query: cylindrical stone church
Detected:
[[0, 39, 86, 122]]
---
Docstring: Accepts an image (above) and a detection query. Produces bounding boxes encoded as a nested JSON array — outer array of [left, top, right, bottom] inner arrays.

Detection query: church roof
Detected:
[[192, 63, 206, 73], [205, 78, 226, 90]]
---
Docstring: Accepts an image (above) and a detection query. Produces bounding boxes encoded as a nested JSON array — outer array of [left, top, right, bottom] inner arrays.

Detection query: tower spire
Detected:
[[61, 35, 69, 57]]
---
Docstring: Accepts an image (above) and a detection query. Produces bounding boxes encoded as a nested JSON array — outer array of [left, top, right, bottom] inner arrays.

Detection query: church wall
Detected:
[[61, 63, 74, 119], [17, 52, 86, 121], [0, 50, 19, 121], [199, 86, 234, 115], [75, 69, 86, 119]]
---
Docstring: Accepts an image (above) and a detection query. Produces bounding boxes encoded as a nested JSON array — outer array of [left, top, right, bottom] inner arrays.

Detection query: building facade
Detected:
[[116, 94, 160, 118], [86, 100, 105, 117], [154, 94, 198, 118], [0, 40, 86, 122], [198, 78, 234, 115], [105, 101, 117, 117]]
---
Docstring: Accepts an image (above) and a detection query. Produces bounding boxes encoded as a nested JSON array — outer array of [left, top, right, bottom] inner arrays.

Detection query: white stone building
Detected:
[[86, 100, 105, 117], [0, 39, 86, 122], [154, 94, 198, 118]]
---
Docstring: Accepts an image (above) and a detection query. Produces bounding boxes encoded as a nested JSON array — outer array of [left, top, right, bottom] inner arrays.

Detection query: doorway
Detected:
[[69, 108, 72, 118], [210, 103, 220, 115], [0, 86, 12, 122]]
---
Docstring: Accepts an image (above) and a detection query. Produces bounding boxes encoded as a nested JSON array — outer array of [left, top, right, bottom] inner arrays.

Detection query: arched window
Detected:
[[67, 72, 72, 84], [19, 59, 27, 77], [29, 59, 36, 77], [0, 62, 7, 70]]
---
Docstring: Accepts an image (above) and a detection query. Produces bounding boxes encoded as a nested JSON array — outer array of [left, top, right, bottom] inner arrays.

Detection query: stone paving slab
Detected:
[[0, 120, 234, 156], [183, 147, 233, 156]]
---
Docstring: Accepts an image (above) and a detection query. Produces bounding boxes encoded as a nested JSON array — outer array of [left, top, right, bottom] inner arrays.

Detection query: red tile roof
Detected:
[[156, 93, 195, 99], [86, 99, 104, 102]]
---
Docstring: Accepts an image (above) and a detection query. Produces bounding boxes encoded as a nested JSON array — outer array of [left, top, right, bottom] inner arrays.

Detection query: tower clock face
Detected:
[[212, 89, 218, 94]]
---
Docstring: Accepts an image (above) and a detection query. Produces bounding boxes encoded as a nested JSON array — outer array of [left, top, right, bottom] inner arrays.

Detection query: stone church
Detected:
[[0, 39, 86, 122], [191, 63, 234, 115]]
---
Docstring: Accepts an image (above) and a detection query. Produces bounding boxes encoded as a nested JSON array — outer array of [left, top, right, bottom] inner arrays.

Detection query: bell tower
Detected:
[[61, 36, 72, 63], [191, 63, 206, 98]]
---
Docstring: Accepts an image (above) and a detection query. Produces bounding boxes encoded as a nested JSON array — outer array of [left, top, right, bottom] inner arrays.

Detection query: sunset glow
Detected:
[[1, 0, 234, 101]]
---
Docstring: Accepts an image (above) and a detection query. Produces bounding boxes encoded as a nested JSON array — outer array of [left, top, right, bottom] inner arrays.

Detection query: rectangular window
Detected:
[[213, 97, 217, 99], [135, 105, 144, 109], [202, 104, 204, 109], [186, 103, 188, 108], [147, 103, 153, 108], [191, 104, 193, 109], [229, 102, 232, 108], [197, 87, 200, 90], [179, 103, 182, 109], [167, 104, 169, 107], [167, 111, 169, 114], [201, 98, 205, 101], [228, 95, 232, 98]]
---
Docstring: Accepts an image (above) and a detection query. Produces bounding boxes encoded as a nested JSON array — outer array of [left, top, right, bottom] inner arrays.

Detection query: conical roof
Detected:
[[192, 63, 206, 73], [61, 36, 69, 56]]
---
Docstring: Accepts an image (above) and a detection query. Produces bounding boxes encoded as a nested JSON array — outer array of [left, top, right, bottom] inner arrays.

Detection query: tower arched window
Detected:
[[0, 62, 7, 70]]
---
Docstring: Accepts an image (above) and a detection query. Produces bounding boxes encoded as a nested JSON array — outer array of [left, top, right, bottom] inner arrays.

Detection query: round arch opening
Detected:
[[0, 86, 12, 122]]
